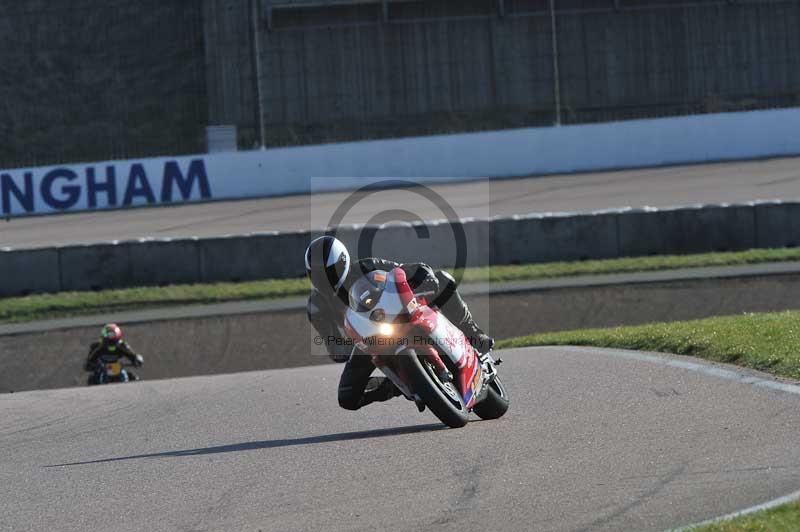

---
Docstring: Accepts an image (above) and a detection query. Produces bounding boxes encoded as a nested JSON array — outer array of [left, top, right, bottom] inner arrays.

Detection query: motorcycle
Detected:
[[343, 267, 509, 428], [87, 355, 141, 386]]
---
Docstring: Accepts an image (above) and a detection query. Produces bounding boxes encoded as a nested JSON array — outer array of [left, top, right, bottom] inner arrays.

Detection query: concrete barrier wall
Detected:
[[3, 107, 800, 218], [2, 200, 800, 297]]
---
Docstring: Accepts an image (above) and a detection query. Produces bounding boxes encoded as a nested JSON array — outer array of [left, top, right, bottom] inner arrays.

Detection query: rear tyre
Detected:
[[473, 376, 509, 420], [404, 349, 469, 428]]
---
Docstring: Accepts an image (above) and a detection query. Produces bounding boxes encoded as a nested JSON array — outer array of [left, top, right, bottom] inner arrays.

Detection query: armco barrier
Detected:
[[618, 204, 757, 257], [0, 200, 799, 297], [197, 231, 309, 283], [491, 211, 620, 265], [754, 201, 800, 249], [130, 239, 202, 286], [0, 247, 60, 295], [59, 243, 132, 291]]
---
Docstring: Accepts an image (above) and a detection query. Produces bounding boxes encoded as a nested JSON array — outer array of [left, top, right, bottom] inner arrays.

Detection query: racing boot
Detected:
[[363, 377, 403, 404], [432, 270, 494, 356], [373, 379, 426, 412], [459, 317, 495, 357]]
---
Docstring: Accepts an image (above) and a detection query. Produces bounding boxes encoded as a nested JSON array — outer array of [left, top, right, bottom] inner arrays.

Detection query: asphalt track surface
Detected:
[[3, 156, 800, 249], [4, 347, 800, 532]]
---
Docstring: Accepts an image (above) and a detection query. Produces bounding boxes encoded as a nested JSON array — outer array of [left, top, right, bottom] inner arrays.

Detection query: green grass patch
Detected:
[[691, 500, 800, 531], [0, 277, 310, 324], [3, 246, 800, 325], [498, 310, 800, 380]]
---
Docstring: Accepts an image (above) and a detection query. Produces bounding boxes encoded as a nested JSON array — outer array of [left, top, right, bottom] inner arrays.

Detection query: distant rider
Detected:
[[85, 323, 144, 381], [304, 235, 494, 411]]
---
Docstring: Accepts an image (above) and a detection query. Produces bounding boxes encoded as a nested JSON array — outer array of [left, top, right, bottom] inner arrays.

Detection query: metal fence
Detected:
[[2, 0, 799, 168]]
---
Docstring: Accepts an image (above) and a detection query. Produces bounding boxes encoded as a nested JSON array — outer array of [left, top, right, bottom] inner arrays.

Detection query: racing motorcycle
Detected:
[[87, 355, 141, 386], [344, 267, 509, 428]]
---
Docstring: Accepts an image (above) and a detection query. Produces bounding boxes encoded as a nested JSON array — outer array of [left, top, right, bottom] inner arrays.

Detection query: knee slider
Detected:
[[337, 388, 361, 411]]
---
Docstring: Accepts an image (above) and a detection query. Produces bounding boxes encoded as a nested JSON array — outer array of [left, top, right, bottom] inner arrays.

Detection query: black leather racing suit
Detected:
[[85, 340, 142, 375], [307, 258, 482, 411]]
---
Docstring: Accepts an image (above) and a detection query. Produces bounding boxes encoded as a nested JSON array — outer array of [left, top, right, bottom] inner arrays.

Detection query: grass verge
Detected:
[[498, 310, 800, 380], [498, 311, 800, 530], [691, 500, 800, 531], [3, 247, 800, 324]]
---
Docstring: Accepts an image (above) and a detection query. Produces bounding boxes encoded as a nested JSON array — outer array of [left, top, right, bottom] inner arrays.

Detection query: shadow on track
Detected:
[[45, 423, 445, 467]]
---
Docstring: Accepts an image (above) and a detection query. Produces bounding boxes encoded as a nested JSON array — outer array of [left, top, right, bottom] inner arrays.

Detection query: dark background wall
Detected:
[[2, 0, 799, 167], [556, 0, 800, 123], [0, 0, 208, 168]]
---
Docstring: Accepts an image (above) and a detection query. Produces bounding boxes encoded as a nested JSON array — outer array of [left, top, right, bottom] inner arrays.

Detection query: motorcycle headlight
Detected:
[[378, 323, 394, 336]]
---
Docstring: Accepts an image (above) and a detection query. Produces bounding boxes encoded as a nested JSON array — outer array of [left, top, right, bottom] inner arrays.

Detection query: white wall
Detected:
[[2, 107, 800, 217]]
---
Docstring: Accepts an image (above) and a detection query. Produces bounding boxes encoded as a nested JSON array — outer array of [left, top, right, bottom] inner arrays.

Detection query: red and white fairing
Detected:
[[411, 307, 480, 407], [343, 267, 484, 409]]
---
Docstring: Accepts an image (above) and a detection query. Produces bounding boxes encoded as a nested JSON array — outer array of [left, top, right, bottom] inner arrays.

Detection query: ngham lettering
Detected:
[[0, 159, 212, 216]]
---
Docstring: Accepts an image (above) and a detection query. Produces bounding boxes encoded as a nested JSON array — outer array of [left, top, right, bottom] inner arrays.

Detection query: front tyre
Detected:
[[473, 376, 509, 420], [404, 349, 469, 428]]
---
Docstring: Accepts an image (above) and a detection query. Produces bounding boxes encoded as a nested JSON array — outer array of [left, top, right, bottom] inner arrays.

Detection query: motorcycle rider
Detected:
[[85, 323, 144, 381], [305, 235, 494, 411]]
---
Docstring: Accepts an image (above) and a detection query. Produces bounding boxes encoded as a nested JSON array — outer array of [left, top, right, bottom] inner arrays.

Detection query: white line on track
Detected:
[[557, 346, 800, 397], [670, 488, 800, 531]]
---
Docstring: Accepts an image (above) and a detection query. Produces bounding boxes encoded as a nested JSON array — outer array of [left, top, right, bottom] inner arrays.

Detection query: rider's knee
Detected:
[[433, 270, 459, 308], [338, 388, 361, 411], [435, 270, 457, 295], [435, 270, 456, 288]]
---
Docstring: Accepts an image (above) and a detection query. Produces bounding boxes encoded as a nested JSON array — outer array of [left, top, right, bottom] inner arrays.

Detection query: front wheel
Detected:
[[473, 376, 510, 420], [404, 349, 470, 428]]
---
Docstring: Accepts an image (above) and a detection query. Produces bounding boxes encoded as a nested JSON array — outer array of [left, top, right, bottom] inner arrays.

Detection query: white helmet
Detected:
[[304, 236, 351, 293]]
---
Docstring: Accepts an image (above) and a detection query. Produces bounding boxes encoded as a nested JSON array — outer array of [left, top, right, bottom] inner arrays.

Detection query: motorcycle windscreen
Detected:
[[348, 269, 410, 321], [348, 273, 386, 312]]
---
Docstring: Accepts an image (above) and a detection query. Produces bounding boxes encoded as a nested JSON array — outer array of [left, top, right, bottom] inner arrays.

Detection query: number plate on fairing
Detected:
[[105, 362, 122, 377]]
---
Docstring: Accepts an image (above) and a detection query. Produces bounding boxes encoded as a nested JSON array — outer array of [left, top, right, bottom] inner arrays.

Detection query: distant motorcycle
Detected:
[[87, 354, 141, 386], [344, 267, 509, 428]]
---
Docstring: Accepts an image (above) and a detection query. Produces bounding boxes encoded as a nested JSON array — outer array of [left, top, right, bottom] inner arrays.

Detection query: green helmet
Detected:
[[101, 323, 123, 343]]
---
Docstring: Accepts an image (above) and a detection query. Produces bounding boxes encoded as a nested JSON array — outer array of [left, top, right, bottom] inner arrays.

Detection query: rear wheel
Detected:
[[404, 349, 469, 428], [473, 376, 510, 420]]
